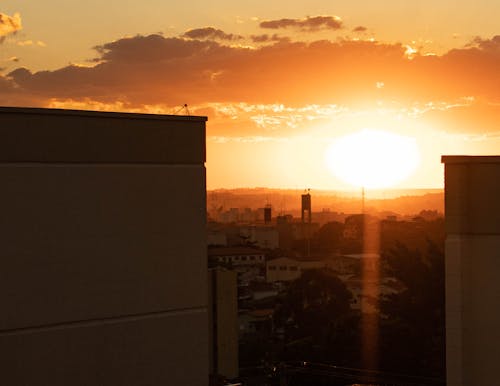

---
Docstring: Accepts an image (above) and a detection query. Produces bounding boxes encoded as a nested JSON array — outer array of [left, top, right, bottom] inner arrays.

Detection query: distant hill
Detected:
[[207, 188, 443, 217]]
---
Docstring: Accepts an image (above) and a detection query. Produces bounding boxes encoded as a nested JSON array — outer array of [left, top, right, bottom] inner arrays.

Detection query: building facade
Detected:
[[0, 107, 207, 385], [208, 268, 239, 380], [442, 156, 500, 386], [266, 257, 325, 282], [209, 247, 266, 266]]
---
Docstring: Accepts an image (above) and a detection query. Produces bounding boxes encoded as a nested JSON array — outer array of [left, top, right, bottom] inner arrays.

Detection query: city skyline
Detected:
[[1, 2, 499, 189]]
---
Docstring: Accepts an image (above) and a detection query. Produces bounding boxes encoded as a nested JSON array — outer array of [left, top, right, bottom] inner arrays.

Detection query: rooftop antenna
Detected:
[[173, 103, 190, 116]]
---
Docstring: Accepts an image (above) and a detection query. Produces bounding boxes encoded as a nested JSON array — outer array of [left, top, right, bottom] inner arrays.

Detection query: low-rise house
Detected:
[[266, 257, 326, 282], [209, 247, 265, 266], [239, 226, 279, 249]]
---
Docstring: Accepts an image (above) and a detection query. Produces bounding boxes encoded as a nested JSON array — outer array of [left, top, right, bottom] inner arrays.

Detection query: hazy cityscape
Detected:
[[207, 188, 445, 385], [1, 2, 499, 386]]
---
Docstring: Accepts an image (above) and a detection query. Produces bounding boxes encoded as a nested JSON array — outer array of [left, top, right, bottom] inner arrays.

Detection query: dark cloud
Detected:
[[468, 35, 500, 53], [259, 16, 343, 32], [182, 27, 243, 41], [1, 33, 499, 128], [93, 34, 221, 63], [353, 26, 367, 33], [0, 74, 15, 89], [0, 12, 22, 42], [0, 72, 47, 106], [250, 34, 289, 43]]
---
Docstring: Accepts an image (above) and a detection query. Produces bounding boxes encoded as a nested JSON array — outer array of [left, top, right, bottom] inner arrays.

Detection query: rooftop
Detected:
[[0, 106, 207, 122], [441, 155, 500, 164], [0, 106, 206, 164]]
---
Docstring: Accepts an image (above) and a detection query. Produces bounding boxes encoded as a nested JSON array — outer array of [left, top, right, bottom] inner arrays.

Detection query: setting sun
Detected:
[[325, 129, 420, 189]]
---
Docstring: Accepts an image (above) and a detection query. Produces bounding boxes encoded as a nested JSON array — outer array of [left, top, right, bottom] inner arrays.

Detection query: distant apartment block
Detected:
[[0, 107, 207, 385], [442, 156, 500, 386]]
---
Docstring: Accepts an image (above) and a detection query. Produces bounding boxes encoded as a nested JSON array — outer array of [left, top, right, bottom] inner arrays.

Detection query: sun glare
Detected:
[[325, 129, 420, 189]]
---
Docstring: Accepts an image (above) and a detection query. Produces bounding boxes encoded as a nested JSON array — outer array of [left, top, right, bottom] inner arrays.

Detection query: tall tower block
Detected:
[[301, 191, 311, 224], [442, 156, 500, 386], [301, 191, 312, 257]]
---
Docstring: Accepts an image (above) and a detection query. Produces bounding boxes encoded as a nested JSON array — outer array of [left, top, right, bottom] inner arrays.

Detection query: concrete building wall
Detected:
[[0, 107, 208, 385], [207, 230, 228, 246], [248, 227, 279, 249], [208, 268, 239, 379], [442, 156, 500, 386], [266, 257, 302, 282]]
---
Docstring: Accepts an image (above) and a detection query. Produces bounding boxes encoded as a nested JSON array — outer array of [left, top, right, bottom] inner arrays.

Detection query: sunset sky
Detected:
[[1, 1, 499, 190]]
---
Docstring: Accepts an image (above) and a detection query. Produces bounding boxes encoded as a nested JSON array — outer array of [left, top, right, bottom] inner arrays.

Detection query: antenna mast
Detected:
[[173, 103, 190, 116]]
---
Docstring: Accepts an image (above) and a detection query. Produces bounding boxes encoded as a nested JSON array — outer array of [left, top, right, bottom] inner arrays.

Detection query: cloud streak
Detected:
[[182, 27, 243, 41], [259, 16, 343, 32], [353, 26, 368, 33], [250, 34, 289, 43]]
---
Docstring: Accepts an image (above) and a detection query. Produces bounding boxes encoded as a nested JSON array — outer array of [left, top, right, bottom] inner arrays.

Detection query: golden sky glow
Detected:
[[0, 2, 499, 189], [325, 129, 420, 189]]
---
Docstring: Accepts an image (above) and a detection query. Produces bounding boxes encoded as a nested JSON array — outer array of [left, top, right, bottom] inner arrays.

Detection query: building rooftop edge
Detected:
[[0, 106, 208, 122], [441, 155, 500, 164]]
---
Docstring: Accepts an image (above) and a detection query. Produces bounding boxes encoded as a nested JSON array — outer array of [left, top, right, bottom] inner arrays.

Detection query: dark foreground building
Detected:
[[0, 107, 208, 385], [442, 156, 500, 386]]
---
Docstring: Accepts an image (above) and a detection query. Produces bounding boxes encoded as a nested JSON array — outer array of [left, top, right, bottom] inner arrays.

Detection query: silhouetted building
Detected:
[[442, 156, 500, 386], [239, 225, 279, 249], [301, 192, 312, 224], [301, 192, 312, 257], [266, 257, 325, 282], [207, 229, 228, 246], [276, 214, 294, 250], [0, 107, 207, 385], [208, 268, 239, 380], [264, 204, 272, 224]]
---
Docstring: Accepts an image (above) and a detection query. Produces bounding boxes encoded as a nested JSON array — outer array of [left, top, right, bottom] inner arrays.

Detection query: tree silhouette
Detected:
[[379, 241, 445, 377], [274, 269, 360, 364]]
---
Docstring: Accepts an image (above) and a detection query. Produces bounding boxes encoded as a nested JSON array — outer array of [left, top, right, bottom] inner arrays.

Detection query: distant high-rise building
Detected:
[[301, 191, 312, 256], [442, 156, 500, 386], [264, 205, 272, 224], [301, 191, 312, 224]]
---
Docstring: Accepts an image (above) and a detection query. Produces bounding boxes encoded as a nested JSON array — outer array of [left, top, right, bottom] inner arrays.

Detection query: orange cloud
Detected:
[[17, 39, 33, 46], [259, 15, 343, 32], [183, 27, 243, 41], [250, 34, 289, 43], [1, 33, 499, 137], [353, 26, 368, 33], [0, 12, 22, 42]]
